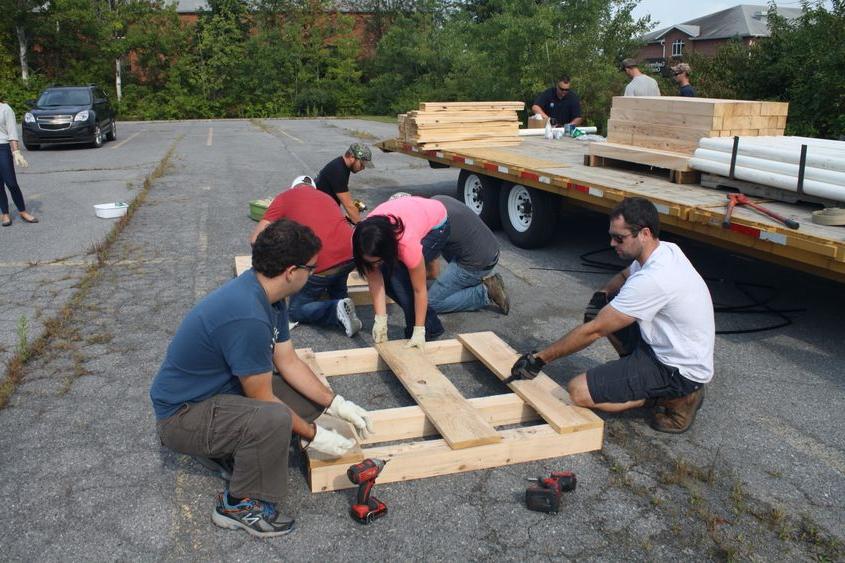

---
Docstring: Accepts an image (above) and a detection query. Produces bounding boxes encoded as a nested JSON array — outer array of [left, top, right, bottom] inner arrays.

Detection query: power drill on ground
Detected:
[[347, 458, 388, 524], [525, 471, 577, 513]]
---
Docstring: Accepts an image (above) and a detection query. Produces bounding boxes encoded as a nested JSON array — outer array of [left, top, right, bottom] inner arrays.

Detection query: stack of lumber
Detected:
[[606, 96, 789, 154], [588, 97, 790, 180], [397, 101, 524, 150]]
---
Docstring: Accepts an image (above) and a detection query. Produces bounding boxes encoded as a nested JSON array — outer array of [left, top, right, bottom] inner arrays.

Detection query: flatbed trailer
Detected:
[[378, 137, 845, 284]]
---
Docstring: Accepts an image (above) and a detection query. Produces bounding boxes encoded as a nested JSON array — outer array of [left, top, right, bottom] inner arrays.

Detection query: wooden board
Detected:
[[375, 340, 502, 449], [295, 339, 475, 376], [419, 101, 524, 112], [457, 332, 603, 433], [588, 142, 694, 172], [309, 425, 604, 492]]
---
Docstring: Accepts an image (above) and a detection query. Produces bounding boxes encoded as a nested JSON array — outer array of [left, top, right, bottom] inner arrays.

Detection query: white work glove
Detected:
[[304, 425, 355, 458], [326, 394, 374, 439], [404, 326, 426, 350], [372, 314, 388, 343], [12, 150, 29, 168]]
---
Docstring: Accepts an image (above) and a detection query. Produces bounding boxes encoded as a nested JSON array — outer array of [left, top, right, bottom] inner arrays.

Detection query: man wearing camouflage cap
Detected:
[[315, 143, 373, 224]]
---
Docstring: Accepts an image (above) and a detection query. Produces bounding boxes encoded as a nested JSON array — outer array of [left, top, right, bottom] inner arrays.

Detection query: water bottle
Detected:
[[544, 119, 553, 140]]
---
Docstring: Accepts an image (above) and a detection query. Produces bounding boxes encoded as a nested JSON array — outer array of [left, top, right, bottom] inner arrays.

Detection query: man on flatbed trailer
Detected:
[[531, 74, 584, 127], [511, 198, 714, 434]]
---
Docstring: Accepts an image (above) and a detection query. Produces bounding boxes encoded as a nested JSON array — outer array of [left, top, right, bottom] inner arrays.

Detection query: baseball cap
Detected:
[[348, 143, 374, 168], [621, 58, 638, 70], [290, 175, 315, 189]]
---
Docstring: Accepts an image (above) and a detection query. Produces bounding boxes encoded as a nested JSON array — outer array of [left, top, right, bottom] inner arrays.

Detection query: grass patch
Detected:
[[0, 139, 180, 409], [350, 115, 396, 124], [15, 316, 30, 362], [345, 128, 378, 140]]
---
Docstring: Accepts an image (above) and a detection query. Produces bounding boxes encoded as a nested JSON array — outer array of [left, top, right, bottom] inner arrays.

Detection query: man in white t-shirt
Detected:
[[621, 58, 661, 97], [510, 198, 714, 433]]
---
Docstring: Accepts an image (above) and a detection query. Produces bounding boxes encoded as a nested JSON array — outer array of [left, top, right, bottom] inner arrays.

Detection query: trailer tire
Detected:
[[457, 170, 501, 230], [499, 183, 559, 248]]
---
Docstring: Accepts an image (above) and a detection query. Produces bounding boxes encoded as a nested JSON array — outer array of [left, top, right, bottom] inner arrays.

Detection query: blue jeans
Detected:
[[0, 144, 27, 214], [383, 221, 450, 339], [428, 261, 494, 313], [289, 262, 354, 328]]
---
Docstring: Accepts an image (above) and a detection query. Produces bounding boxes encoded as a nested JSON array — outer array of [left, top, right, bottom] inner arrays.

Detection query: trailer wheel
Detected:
[[499, 183, 559, 248], [457, 170, 501, 230]]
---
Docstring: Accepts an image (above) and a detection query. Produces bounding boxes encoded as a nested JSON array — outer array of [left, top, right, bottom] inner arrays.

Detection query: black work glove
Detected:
[[511, 352, 546, 381], [584, 291, 608, 323]]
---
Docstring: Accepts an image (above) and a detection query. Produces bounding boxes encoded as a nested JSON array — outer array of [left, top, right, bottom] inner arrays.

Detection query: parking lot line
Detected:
[[206, 127, 213, 146], [111, 128, 145, 150], [276, 127, 303, 143]]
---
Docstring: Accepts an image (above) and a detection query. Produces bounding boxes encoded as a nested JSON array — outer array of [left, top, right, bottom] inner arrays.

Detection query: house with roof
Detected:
[[636, 4, 803, 71]]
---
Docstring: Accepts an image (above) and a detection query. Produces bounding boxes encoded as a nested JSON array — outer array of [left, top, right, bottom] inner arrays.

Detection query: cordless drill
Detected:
[[525, 471, 577, 513], [347, 458, 388, 524]]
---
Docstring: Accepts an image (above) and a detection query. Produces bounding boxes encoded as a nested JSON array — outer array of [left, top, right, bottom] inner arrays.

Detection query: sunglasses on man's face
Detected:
[[609, 229, 640, 244], [296, 263, 318, 273], [556, 86, 570, 92]]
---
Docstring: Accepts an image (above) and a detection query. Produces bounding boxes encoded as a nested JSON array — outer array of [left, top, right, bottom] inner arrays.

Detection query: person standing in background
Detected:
[[0, 99, 38, 227], [621, 59, 661, 97], [671, 63, 695, 97]]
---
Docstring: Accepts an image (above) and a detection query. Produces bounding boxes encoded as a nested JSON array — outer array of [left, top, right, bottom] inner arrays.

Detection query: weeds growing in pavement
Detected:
[[15, 316, 29, 362], [0, 140, 179, 409]]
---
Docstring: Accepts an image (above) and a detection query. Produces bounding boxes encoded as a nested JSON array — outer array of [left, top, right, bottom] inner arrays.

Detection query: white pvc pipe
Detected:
[[518, 126, 597, 136], [699, 137, 845, 173], [692, 148, 845, 186], [688, 158, 845, 203]]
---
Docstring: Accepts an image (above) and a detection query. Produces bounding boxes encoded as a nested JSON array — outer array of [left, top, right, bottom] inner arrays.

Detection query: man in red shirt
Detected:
[[250, 183, 362, 337]]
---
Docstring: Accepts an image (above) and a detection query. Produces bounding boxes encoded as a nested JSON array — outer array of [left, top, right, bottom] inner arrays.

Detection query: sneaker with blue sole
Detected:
[[212, 492, 295, 538]]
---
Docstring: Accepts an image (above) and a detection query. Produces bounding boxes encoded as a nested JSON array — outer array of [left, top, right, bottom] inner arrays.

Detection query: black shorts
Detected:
[[586, 331, 703, 404]]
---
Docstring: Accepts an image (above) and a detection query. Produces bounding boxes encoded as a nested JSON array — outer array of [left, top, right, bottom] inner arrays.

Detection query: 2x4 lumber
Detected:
[[457, 332, 603, 433], [609, 107, 721, 129], [375, 340, 502, 449], [297, 348, 365, 465], [588, 142, 693, 171], [608, 119, 713, 144], [309, 424, 604, 492], [295, 339, 475, 377], [416, 139, 522, 150], [361, 393, 541, 445], [419, 101, 524, 111]]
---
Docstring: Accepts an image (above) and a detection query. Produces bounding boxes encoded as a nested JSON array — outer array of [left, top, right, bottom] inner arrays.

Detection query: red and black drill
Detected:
[[347, 458, 388, 524], [525, 471, 577, 513]]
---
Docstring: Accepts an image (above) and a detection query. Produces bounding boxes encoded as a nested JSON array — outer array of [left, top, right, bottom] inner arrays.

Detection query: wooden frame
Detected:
[[299, 331, 604, 493]]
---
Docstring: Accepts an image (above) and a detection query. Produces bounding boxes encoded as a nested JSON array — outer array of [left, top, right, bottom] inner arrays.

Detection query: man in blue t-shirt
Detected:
[[150, 220, 374, 539]]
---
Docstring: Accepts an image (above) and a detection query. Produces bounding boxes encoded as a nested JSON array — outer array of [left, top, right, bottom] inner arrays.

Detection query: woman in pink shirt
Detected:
[[353, 196, 449, 348]]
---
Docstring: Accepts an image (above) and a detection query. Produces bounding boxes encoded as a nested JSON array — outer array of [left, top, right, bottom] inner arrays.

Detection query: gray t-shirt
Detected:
[[624, 75, 661, 97], [433, 195, 499, 271]]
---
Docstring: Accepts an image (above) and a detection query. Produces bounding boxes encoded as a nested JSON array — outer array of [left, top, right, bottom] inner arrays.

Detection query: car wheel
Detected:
[[456, 169, 501, 230], [106, 121, 116, 141], [92, 126, 103, 148], [498, 183, 559, 248], [24, 142, 40, 151]]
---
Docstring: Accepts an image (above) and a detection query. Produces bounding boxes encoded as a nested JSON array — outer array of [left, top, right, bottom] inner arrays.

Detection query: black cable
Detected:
[[529, 247, 805, 335]]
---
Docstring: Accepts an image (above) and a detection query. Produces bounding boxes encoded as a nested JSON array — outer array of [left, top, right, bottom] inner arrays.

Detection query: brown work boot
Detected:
[[482, 273, 510, 315], [650, 388, 705, 434]]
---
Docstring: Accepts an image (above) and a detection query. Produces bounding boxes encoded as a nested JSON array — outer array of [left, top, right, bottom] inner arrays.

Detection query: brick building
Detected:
[[636, 4, 803, 72]]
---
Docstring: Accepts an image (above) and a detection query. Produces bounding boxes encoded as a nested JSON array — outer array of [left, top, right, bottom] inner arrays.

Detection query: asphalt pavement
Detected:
[[0, 118, 842, 561]]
